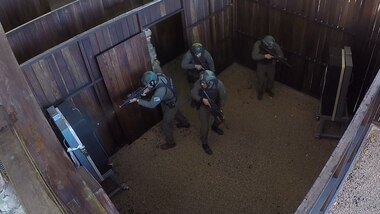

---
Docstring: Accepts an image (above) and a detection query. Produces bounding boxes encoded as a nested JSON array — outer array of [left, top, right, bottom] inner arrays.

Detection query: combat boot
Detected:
[[160, 142, 176, 150], [266, 90, 274, 97], [211, 126, 224, 135], [176, 122, 190, 128], [257, 92, 263, 100], [202, 144, 213, 155]]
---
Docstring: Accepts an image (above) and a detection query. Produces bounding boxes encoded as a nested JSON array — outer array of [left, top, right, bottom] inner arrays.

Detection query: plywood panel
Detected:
[[97, 33, 161, 143], [183, 0, 209, 26], [0, 0, 50, 32]]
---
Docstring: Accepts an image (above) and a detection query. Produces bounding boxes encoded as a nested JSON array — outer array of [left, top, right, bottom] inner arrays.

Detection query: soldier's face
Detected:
[[196, 53, 202, 58], [200, 81, 207, 88]]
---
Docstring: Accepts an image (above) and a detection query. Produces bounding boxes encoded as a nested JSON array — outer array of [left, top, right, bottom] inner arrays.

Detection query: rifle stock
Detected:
[[119, 87, 146, 108]]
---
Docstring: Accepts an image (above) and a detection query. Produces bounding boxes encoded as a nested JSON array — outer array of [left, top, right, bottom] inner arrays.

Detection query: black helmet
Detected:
[[141, 71, 158, 88], [262, 35, 275, 49], [191, 43, 204, 55]]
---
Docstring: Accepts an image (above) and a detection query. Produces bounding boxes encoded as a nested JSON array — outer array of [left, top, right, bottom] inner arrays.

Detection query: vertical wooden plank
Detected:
[[80, 37, 102, 80], [22, 65, 49, 107], [113, 20, 125, 42], [61, 44, 91, 88], [53, 51, 77, 94], [46, 55, 70, 99], [31, 61, 57, 104]]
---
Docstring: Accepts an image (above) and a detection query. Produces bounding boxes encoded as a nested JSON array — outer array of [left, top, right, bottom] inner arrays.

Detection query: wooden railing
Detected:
[[296, 70, 380, 213]]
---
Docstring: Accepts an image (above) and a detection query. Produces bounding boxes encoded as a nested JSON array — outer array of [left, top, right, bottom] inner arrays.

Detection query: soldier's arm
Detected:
[[251, 41, 265, 61], [181, 51, 196, 70], [138, 87, 165, 108]]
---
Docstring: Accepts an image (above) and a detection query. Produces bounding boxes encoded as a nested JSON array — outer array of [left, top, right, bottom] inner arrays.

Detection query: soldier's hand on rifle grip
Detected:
[[142, 88, 150, 96], [129, 98, 138, 103], [195, 64, 204, 70], [264, 54, 273, 59], [202, 98, 211, 108]]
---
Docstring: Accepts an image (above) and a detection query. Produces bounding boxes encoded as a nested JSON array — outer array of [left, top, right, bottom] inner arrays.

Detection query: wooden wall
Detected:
[[12, 0, 234, 154], [5, 0, 153, 64], [149, 12, 186, 65], [0, 0, 50, 32], [0, 24, 118, 214], [97, 33, 162, 143], [18, 0, 185, 154], [183, 0, 234, 73], [235, 0, 380, 115]]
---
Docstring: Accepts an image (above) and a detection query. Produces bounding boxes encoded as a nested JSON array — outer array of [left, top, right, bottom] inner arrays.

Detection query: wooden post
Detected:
[[0, 23, 118, 213]]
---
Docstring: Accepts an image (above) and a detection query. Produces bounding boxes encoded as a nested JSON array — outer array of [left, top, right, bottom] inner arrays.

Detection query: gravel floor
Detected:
[[110, 60, 338, 214], [329, 124, 380, 214]]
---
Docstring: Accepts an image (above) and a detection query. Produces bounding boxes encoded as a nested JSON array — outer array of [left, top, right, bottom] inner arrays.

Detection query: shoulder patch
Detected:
[[153, 97, 161, 103]]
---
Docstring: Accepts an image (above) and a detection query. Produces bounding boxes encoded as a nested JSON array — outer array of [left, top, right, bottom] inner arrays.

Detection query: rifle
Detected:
[[260, 43, 292, 68], [201, 89, 229, 129], [190, 50, 207, 71], [119, 87, 146, 108]]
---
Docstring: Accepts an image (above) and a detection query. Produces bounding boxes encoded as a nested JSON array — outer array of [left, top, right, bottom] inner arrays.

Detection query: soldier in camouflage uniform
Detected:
[[191, 70, 226, 155], [181, 43, 215, 84], [251, 35, 284, 100], [144, 28, 162, 73], [130, 71, 190, 150]]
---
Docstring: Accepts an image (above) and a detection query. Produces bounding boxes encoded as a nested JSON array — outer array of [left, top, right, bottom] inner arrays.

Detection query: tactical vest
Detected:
[[259, 42, 274, 64], [190, 54, 211, 70], [199, 79, 219, 103], [155, 74, 177, 107]]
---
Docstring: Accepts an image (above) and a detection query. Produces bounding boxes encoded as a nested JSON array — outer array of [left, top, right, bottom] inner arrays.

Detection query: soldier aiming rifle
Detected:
[[119, 86, 147, 108]]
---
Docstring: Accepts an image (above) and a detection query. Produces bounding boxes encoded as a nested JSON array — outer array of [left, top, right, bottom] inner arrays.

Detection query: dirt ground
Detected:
[[110, 58, 338, 214]]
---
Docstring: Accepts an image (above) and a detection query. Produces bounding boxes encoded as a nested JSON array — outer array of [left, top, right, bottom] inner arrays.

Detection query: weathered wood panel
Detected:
[[184, 0, 234, 73], [349, 0, 380, 112], [22, 41, 121, 153], [6, 0, 152, 63], [138, 0, 182, 27], [0, 0, 51, 32], [210, 6, 234, 73], [23, 43, 90, 108], [0, 25, 117, 213], [150, 12, 185, 66], [0, 107, 62, 213], [182, 0, 209, 26], [97, 33, 161, 143]]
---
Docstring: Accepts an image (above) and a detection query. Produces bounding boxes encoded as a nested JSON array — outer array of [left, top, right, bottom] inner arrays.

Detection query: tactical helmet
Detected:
[[200, 70, 216, 83], [191, 43, 204, 55], [141, 71, 158, 88], [262, 35, 275, 49]]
